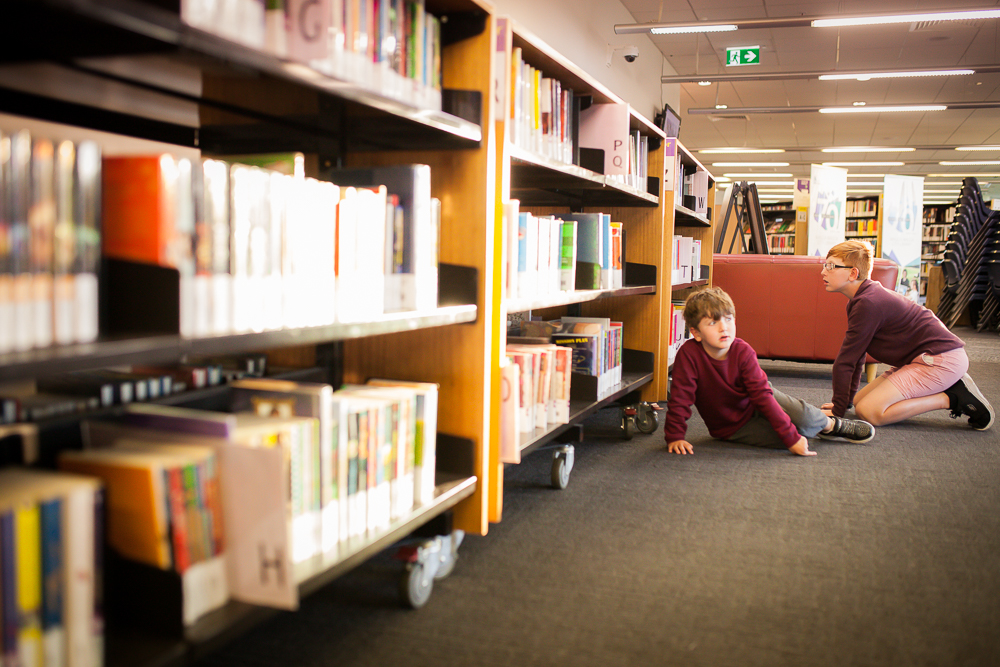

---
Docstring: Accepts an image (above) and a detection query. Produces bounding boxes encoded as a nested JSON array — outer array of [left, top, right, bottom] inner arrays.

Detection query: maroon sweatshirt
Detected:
[[831, 278, 964, 416], [664, 338, 800, 449]]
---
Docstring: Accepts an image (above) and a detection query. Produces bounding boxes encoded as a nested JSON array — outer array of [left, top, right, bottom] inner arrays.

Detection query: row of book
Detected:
[[503, 38, 577, 165], [671, 236, 703, 284], [0, 132, 101, 354], [500, 343, 572, 464], [845, 217, 879, 235], [922, 223, 951, 241], [577, 104, 651, 190], [766, 234, 796, 255], [519, 316, 624, 396], [59, 376, 438, 621], [664, 139, 711, 217], [0, 468, 104, 667], [104, 155, 440, 337], [846, 199, 878, 217], [667, 300, 693, 366], [182, 0, 443, 110], [923, 205, 957, 224], [502, 201, 624, 302]]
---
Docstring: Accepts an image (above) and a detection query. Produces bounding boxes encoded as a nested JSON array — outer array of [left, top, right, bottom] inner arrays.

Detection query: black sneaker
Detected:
[[819, 416, 876, 443], [945, 374, 995, 431]]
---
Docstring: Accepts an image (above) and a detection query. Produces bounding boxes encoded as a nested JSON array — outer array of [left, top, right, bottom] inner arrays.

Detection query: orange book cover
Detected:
[[101, 155, 178, 267]]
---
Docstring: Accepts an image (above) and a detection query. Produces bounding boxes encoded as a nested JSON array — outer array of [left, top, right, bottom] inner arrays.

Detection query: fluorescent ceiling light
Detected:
[[847, 189, 883, 193], [699, 149, 786, 154], [819, 105, 947, 113], [712, 162, 790, 167], [939, 160, 1000, 165], [847, 182, 887, 186], [821, 147, 915, 153], [822, 162, 905, 167], [924, 189, 959, 193], [926, 173, 1000, 177], [819, 69, 974, 80], [955, 146, 1000, 151], [650, 24, 737, 34], [812, 9, 1000, 28], [847, 173, 886, 178], [723, 174, 793, 179]]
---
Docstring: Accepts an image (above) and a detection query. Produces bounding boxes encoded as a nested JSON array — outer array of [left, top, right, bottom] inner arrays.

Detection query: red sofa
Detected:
[[711, 254, 900, 378]]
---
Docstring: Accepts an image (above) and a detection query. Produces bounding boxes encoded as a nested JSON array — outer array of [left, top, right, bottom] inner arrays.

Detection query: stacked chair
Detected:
[[935, 177, 1000, 332]]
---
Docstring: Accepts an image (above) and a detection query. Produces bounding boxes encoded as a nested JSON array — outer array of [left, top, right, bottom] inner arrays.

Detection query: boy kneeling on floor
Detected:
[[664, 287, 875, 457]]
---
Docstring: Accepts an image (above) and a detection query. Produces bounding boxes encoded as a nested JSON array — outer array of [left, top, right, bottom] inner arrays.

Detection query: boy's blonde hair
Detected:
[[826, 240, 874, 280], [684, 287, 735, 332]]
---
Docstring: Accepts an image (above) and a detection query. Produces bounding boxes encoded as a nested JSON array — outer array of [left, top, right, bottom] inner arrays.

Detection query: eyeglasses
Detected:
[[823, 262, 852, 271]]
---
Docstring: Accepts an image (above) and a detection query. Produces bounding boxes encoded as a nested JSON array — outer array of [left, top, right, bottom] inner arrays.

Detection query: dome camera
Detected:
[[622, 45, 639, 63]]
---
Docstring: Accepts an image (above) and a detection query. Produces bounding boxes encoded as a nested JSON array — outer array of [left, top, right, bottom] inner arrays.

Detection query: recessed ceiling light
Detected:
[[853, 102, 867, 106], [712, 162, 790, 167], [715, 104, 728, 109], [698, 81, 712, 86], [811, 9, 1000, 28], [699, 148, 786, 154], [822, 162, 905, 167], [955, 146, 1000, 151], [819, 105, 947, 113], [820, 70, 974, 81], [821, 147, 915, 153], [939, 161, 1000, 165]]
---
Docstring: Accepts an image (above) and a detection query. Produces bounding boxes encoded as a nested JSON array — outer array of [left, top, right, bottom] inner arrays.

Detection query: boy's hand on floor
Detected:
[[667, 440, 694, 455], [789, 436, 816, 457], [820, 402, 835, 417]]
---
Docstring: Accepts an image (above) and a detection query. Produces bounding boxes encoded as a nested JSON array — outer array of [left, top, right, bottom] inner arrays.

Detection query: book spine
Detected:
[[39, 497, 65, 667], [63, 485, 96, 667], [166, 467, 191, 573], [15, 501, 42, 667], [1, 509, 19, 667]]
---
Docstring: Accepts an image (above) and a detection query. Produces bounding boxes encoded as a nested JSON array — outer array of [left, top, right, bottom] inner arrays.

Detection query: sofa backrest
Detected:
[[711, 254, 900, 362]]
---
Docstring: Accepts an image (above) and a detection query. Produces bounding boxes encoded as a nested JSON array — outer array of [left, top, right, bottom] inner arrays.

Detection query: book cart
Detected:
[[492, 19, 715, 492], [2, 0, 497, 663]]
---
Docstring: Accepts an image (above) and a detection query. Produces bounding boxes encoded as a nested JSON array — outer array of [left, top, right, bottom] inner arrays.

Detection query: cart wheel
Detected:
[[401, 563, 433, 609], [551, 455, 570, 489], [635, 403, 658, 434], [620, 408, 633, 440]]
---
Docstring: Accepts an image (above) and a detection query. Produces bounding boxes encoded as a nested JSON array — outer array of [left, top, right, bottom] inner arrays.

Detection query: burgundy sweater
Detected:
[[831, 278, 964, 416], [664, 338, 800, 449]]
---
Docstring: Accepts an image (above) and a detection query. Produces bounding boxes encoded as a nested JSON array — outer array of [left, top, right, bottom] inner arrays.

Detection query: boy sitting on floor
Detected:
[[665, 287, 875, 457], [820, 239, 994, 430]]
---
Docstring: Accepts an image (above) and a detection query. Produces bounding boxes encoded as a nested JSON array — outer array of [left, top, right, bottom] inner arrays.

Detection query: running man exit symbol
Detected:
[[726, 47, 760, 66]]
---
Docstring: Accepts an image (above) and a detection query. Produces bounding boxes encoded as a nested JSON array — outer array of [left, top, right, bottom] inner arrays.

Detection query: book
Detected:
[[561, 213, 601, 290], [201, 159, 232, 336], [30, 138, 56, 349], [325, 164, 436, 313], [365, 378, 438, 507], [53, 140, 76, 347], [498, 359, 521, 464], [72, 141, 100, 345], [9, 130, 32, 352]]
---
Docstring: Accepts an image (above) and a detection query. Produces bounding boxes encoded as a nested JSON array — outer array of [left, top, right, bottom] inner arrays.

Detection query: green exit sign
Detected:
[[726, 46, 760, 66]]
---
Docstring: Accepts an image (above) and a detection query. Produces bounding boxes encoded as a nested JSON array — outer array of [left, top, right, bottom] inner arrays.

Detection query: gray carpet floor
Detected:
[[197, 327, 1000, 667]]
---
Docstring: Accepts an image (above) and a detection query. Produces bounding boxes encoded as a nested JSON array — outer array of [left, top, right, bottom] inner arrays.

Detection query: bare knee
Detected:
[[855, 403, 887, 426]]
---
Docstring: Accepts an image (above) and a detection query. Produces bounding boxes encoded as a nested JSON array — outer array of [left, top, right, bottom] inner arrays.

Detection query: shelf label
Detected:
[[726, 47, 760, 66]]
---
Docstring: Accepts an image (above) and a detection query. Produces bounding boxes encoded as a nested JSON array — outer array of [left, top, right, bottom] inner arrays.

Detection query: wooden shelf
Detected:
[[4, 0, 484, 152], [509, 147, 658, 208], [674, 203, 712, 227], [517, 355, 654, 458], [106, 474, 477, 667], [506, 284, 655, 313], [0, 305, 477, 383], [671, 279, 709, 291]]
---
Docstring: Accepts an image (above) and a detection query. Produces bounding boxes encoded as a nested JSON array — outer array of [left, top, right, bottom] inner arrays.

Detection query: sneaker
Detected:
[[819, 416, 876, 443], [945, 374, 995, 431]]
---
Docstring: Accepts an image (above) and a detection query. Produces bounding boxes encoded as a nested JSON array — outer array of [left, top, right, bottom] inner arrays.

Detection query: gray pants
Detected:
[[727, 384, 829, 449]]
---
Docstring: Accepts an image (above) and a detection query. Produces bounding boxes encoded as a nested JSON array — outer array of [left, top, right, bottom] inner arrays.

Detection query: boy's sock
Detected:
[[944, 374, 995, 431], [819, 416, 875, 443]]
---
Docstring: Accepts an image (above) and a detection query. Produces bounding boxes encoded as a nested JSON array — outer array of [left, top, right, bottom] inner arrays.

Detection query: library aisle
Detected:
[[195, 328, 1000, 667]]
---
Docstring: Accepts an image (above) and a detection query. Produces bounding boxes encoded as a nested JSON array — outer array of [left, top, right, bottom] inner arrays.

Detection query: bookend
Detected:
[[435, 433, 476, 482], [100, 258, 180, 337], [438, 264, 478, 311], [623, 262, 656, 288]]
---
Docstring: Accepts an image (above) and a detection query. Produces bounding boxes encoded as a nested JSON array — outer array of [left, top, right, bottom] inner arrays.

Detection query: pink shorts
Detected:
[[880, 347, 969, 400]]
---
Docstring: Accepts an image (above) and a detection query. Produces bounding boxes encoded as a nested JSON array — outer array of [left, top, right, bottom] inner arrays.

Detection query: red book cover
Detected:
[[102, 155, 178, 267]]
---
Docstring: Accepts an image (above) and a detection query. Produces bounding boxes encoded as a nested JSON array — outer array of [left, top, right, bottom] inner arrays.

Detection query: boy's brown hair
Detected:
[[684, 287, 735, 333], [826, 239, 874, 280]]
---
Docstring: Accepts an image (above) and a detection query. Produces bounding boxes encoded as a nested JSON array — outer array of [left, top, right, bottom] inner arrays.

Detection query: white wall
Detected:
[[490, 0, 679, 126]]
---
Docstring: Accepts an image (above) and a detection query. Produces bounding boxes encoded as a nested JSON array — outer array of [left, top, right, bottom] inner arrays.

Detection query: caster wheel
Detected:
[[620, 409, 633, 440], [551, 455, 570, 489], [401, 563, 433, 609], [635, 403, 658, 434]]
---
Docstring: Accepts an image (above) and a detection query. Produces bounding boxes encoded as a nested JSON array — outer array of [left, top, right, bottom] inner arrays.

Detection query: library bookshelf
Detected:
[[492, 18, 715, 495], [2, 0, 495, 663], [846, 195, 882, 257], [921, 203, 956, 299]]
